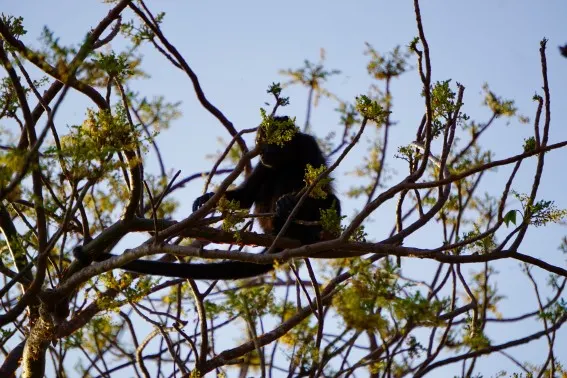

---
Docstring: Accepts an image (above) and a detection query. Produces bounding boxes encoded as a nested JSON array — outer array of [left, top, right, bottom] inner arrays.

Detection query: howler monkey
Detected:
[[77, 116, 340, 280]]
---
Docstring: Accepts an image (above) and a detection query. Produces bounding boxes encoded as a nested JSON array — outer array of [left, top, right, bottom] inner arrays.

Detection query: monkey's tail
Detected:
[[120, 259, 274, 280]]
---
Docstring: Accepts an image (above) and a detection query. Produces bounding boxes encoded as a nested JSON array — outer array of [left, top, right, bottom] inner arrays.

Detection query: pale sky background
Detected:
[[2, 0, 567, 376]]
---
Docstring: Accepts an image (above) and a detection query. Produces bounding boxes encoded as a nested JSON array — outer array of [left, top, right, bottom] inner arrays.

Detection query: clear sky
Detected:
[[3, 0, 567, 376]]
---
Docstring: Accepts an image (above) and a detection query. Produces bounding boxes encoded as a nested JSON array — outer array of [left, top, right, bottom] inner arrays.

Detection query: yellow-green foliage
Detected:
[[319, 207, 342, 237], [333, 260, 395, 333], [355, 95, 388, 123], [319, 208, 366, 242], [392, 292, 448, 327], [83, 316, 121, 355], [143, 173, 180, 218], [96, 272, 156, 311], [514, 191, 567, 227], [462, 317, 491, 350], [348, 224, 368, 242], [257, 109, 298, 146], [279, 318, 319, 371], [304, 164, 331, 199], [483, 84, 517, 117], [54, 108, 140, 181], [425, 79, 469, 137], [460, 226, 497, 255], [523, 136, 537, 152], [94, 51, 134, 81], [0, 149, 27, 193], [429, 80, 458, 121], [217, 196, 248, 241], [365, 43, 409, 80], [335, 101, 361, 132], [225, 286, 274, 318], [278, 52, 340, 111], [0, 14, 26, 39], [335, 259, 449, 332]]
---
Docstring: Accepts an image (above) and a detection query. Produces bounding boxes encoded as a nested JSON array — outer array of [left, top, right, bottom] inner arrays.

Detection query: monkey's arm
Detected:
[[193, 163, 273, 211]]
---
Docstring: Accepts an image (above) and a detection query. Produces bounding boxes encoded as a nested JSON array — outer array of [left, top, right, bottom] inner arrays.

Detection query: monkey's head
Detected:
[[257, 115, 302, 168]]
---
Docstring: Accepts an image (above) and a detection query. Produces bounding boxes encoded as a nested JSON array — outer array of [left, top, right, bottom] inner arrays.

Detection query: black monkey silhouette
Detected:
[[76, 116, 340, 280]]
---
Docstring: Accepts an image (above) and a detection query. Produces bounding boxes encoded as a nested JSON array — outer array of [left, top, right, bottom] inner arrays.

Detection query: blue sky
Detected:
[[3, 0, 567, 376]]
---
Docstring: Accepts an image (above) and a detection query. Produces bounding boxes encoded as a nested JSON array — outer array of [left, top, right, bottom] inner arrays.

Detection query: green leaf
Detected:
[[504, 210, 517, 226]]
